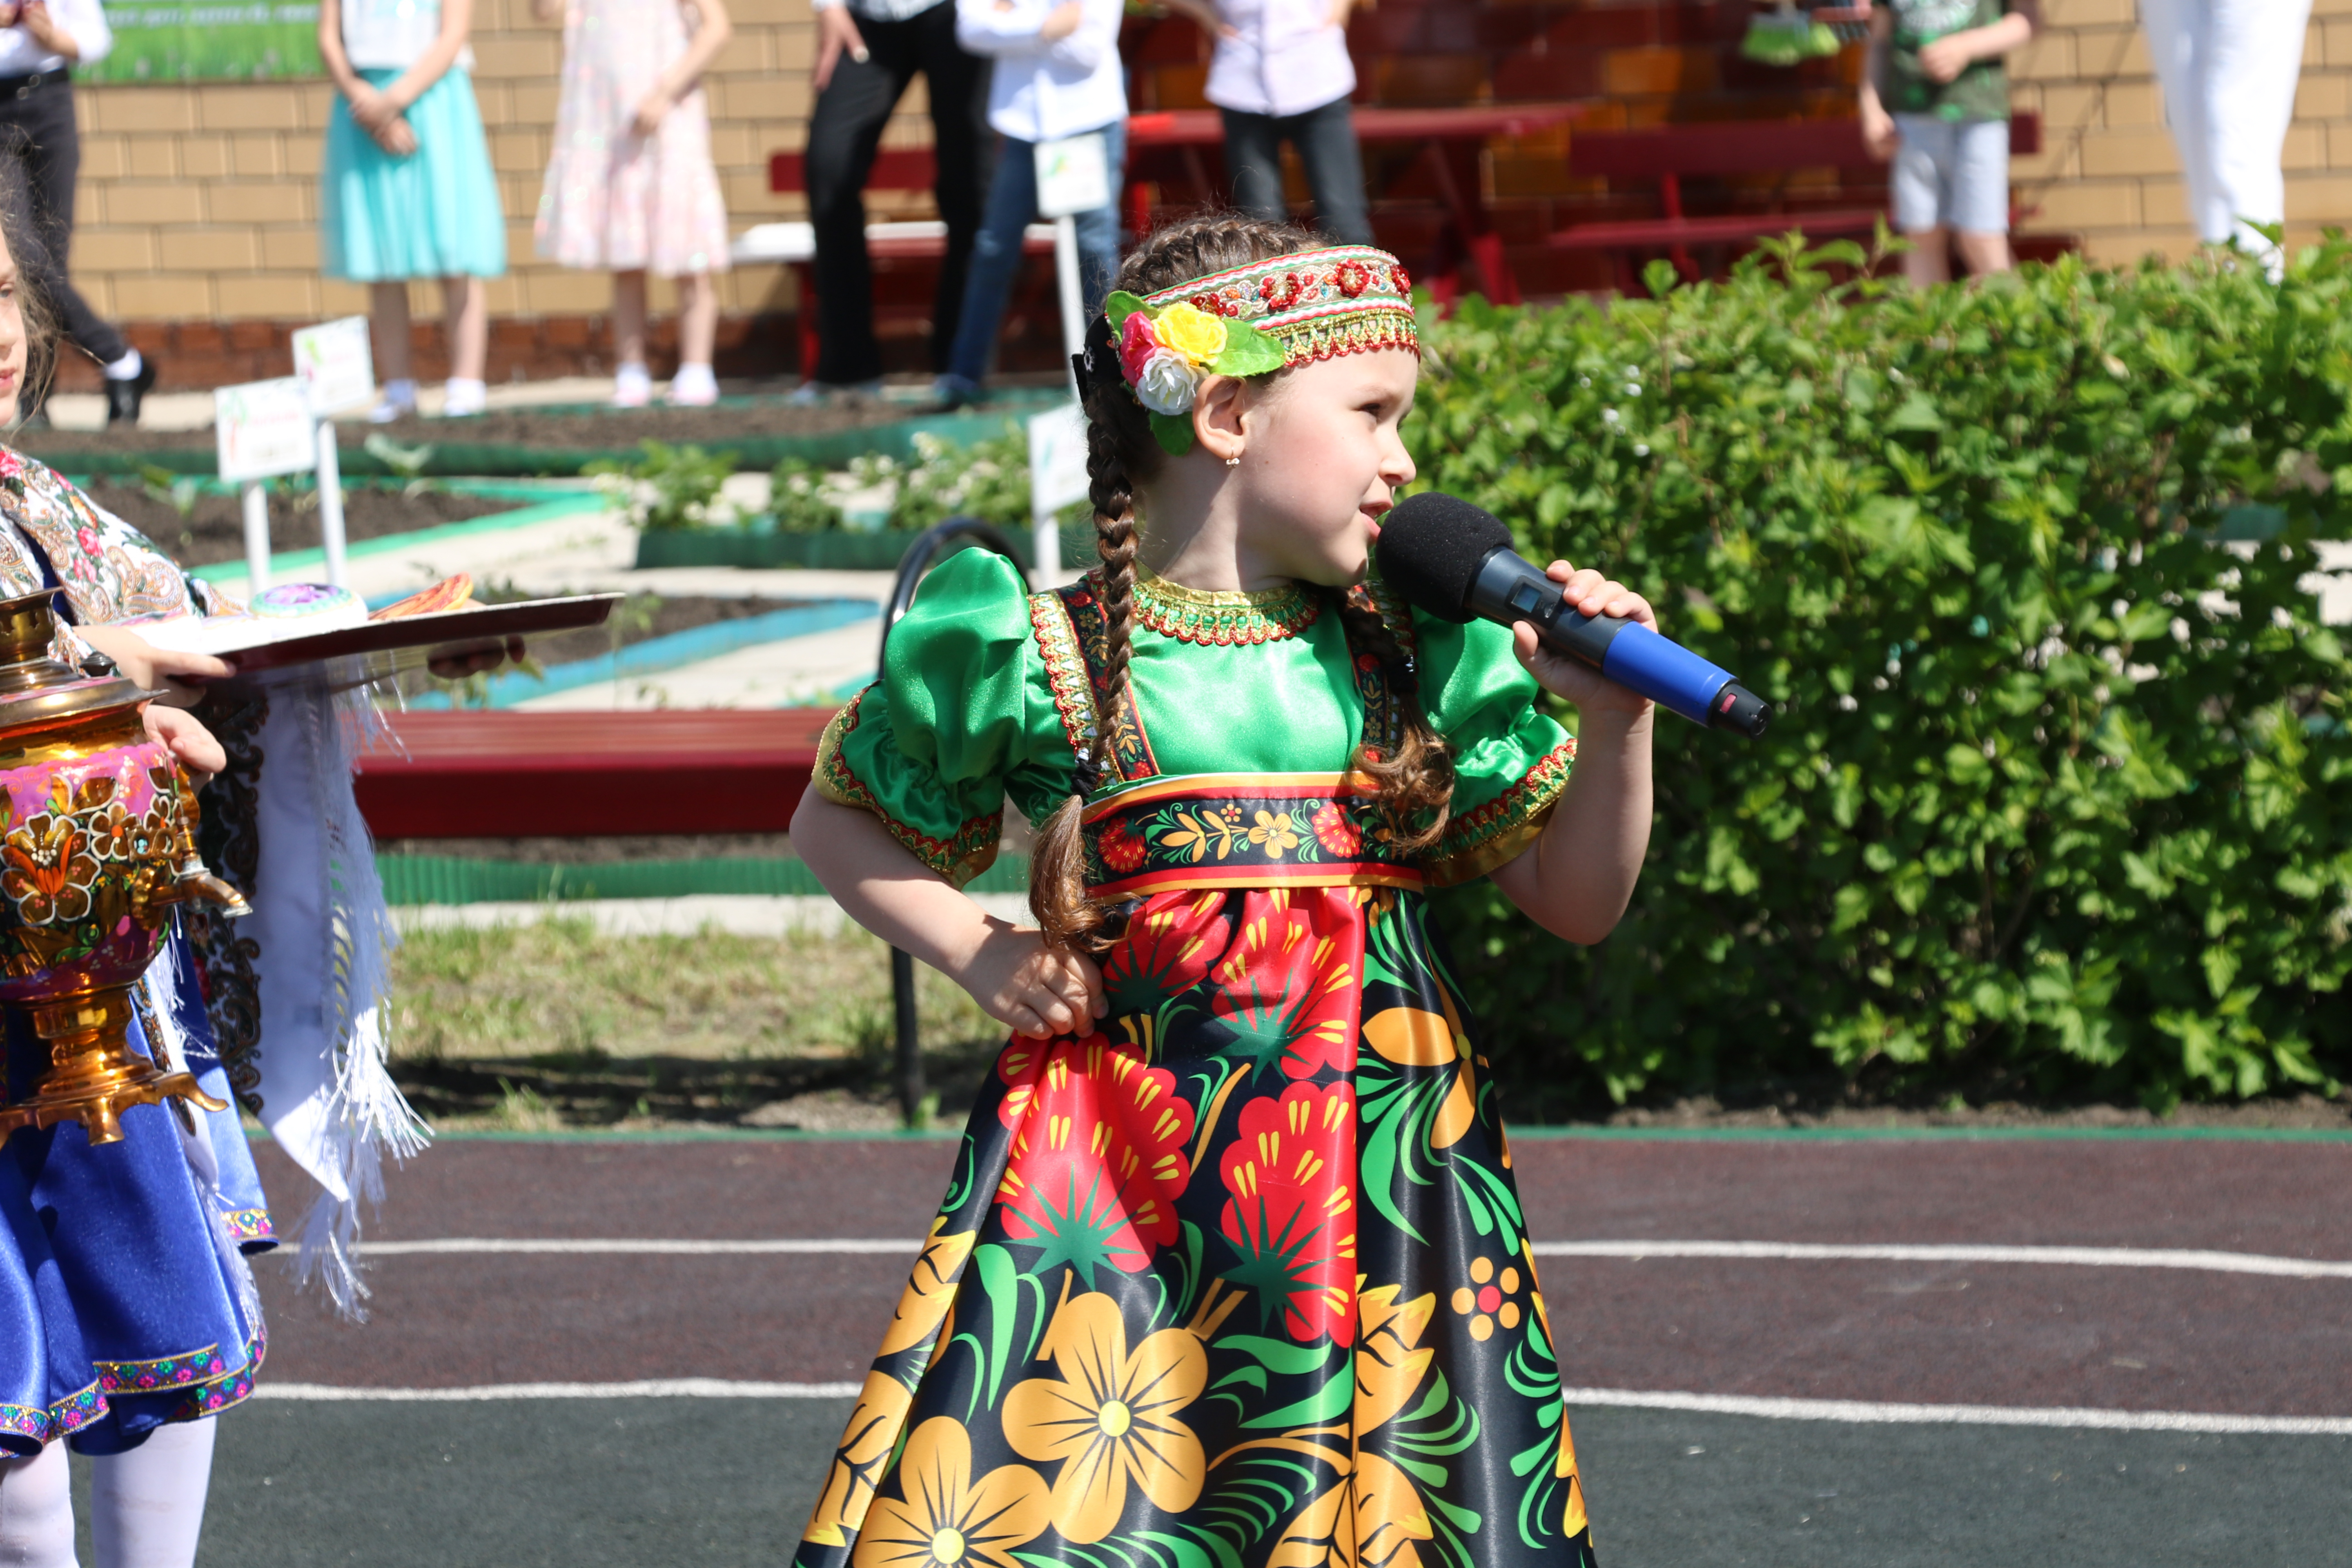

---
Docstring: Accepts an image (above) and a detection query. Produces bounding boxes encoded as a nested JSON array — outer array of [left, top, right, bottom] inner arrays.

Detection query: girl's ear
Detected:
[[1191, 374, 1249, 465]]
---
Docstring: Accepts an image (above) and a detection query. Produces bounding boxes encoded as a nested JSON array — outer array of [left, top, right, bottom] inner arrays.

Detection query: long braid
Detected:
[[1334, 593, 1455, 852], [1028, 412, 1140, 952]]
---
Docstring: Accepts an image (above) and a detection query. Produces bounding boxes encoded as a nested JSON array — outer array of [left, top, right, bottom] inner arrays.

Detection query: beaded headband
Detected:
[[1076, 245, 1420, 456]]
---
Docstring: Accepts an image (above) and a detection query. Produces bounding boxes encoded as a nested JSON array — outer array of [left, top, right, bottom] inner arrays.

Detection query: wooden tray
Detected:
[[225, 593, 623, 679]]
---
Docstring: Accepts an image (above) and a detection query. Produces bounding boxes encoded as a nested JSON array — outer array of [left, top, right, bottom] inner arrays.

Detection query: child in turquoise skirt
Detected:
[[318, 0, 508, 421]]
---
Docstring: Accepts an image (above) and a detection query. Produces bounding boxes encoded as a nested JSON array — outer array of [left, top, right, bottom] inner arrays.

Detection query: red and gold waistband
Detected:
[[1082, 772, 1424, 900]]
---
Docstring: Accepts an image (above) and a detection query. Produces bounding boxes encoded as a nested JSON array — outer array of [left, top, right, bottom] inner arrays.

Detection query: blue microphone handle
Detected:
[[1467, 550, 1769, 737]]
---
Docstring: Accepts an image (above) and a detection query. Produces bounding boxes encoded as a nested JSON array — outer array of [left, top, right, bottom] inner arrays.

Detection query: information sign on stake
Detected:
[[291, 317, 375, 588], [214, 377, 317, 595], [1034, 132, 1111, 398], [1026, 403, 1089, 577]]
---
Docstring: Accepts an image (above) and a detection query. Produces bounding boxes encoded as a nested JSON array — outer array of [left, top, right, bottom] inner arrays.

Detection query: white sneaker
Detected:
[[667, 363, 719, 407], [612, 364, 653, 408], [368, 378, 418, 423], [442, 377, 488, 418]]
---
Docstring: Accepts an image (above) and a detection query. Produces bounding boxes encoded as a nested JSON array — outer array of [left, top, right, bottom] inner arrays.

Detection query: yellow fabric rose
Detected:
[[1151, 302, 1228, 368]]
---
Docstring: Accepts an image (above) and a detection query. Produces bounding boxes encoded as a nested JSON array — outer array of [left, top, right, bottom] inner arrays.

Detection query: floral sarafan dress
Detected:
[[800, 547, 1594, 1568]]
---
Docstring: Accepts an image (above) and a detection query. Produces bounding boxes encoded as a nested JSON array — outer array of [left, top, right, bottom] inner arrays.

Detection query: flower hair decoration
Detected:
[[1093, 245, 1421, 457]]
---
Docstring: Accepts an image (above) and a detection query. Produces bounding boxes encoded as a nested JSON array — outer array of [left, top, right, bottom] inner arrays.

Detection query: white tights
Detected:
[[0, 1419, 217, 1568]]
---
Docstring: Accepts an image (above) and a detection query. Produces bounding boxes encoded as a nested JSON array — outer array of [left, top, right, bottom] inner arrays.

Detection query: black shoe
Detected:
[[104, 360, 157, 427]]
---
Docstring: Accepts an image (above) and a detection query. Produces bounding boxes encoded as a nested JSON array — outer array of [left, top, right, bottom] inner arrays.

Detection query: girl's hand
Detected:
[[1039, 0, 1083, 41], [347, 83, 398, 131], [1510, 560, 1659, 717], [372, 115, 419, 156], [1917, 32, 1975, 83], [631, 85, 676, 137], [427, 635, 523, 679], [76, 626, 234, 710], [18, 2, 78, 58], [144, 706, 225, 781], [953, 926, 1106, 1040]]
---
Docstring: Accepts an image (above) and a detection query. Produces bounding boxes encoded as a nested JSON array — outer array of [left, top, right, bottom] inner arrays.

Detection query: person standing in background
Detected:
[[1858, 0, 2037, 285], [1164, 0, 1372, 244], [2141, 0, 2313, 276], [932, 0, 1125, 409], [318, 0, 507, 421], [534, 0, 734, 407], [0, 0, 156, 425], [794, 0, 990, 403]]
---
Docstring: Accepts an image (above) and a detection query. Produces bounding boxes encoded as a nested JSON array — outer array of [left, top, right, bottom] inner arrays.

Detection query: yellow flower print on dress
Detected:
[[1002, 1290, 1207, 1543], [1361, 985, 1480, 1151], [849, 1418, 1050, 1568], [1447, 1254, 1524, 1343], [1248, 810, 1301, 858]]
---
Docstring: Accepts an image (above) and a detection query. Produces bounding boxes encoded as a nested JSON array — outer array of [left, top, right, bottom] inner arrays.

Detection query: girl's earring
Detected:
[[1224, 454, 1241, 468]]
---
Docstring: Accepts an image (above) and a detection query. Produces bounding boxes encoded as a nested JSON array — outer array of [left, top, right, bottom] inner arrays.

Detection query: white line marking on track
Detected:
[[345, 1237, 2352, 1278], [255, 1380, 862, 1401], [1528, 1241, 2352, 1279], [1559, 1388, 2352, 1436], [250, 1381, 2352, 1433]]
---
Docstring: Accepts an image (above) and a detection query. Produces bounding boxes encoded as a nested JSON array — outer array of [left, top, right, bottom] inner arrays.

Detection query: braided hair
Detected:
[[1028, 214, 1455, 950]]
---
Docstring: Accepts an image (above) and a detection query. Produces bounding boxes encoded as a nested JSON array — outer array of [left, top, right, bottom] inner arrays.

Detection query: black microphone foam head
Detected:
[[1374, 492, 1514, 624]]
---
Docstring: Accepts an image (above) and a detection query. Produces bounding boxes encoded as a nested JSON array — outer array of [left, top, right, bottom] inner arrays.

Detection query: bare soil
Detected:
[[84, 479, 514, 568]]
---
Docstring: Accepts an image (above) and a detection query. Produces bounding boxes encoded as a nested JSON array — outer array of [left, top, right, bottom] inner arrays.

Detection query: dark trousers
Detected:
[[0, 76, 127, 370], [803, 2, 990, 384], [1221, 97, 1373, 245]]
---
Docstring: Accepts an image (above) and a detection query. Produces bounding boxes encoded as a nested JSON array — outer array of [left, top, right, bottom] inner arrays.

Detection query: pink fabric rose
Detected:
[[1118, 312, 1161, 385]]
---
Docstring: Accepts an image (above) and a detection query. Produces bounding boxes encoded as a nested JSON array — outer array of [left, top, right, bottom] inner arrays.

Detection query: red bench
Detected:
[[354, 710, 834, 839], [741, 150, 1056, 377], [1553, 113, 2043, 292]]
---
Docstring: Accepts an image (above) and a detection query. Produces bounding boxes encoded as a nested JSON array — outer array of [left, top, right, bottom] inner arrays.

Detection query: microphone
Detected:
[[1375, 492, 1770, 738]]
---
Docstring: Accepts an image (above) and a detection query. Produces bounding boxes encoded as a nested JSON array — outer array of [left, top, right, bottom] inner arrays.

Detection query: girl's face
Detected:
[[0, 229, 24, 426], [1231, 346, 1418, 588]]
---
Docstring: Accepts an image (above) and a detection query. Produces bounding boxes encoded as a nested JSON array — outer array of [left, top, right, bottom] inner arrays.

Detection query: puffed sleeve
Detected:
[[811, 548, 1073, 887], [1414, 612, 1576, 887]]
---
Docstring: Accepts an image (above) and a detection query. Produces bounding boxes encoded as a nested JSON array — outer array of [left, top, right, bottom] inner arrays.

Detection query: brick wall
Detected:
[[63, 0, 938, 387], [56, 0, 2352, 389]]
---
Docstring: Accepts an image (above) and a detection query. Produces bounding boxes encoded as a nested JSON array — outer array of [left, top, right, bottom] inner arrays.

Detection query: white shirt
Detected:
[[0, 0, 110, 78], [956, 0, 1124, 143], [1204, 0, 1354, 120], [809, 0, 950, 23], [343, 0, 452, 71]]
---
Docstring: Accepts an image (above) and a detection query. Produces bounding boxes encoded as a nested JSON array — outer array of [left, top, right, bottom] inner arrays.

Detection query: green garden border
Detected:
[[34, 407, 1055, 480], [187, 488, 608, 584], [379, 852, 1030, 904]]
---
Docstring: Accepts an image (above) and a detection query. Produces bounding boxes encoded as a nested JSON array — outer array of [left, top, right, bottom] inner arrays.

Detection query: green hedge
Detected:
[[1408, 240, 2352, 1112]]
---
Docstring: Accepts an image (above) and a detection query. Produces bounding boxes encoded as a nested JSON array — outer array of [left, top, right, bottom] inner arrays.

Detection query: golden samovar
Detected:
[[0, 587, 249, 1145]]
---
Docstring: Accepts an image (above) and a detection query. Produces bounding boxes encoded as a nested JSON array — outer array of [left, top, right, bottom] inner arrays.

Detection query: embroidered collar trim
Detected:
[[1133, 568, 1321, 645]]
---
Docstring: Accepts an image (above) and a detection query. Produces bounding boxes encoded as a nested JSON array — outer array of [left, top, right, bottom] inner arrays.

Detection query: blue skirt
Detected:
[[321, 67, 508, 281], [0, 931, 274, 1456]]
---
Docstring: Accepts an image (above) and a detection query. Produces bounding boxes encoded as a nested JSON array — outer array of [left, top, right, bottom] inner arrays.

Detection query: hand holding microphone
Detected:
[[1374, 492, 1770, 738]]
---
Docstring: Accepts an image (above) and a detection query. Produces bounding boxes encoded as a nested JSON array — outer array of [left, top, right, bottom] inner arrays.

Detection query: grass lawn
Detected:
[[387, 919, 1004, 1132]]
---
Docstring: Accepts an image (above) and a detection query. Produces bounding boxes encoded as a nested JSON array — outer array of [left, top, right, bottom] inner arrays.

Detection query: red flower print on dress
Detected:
[[1308, 801, 1361, 858], [994, 1034, 1196, 1279], [1207, 889, 1362, 1079], [1218, 1080, 1358, 1344], [1099, 820, 1149, 876], [75, 527, 102, 559], [1100, 889, 1230, 1018]]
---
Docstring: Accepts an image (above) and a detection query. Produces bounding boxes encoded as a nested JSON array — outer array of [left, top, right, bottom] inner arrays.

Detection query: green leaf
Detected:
[[1218, 1334, 1341, 1377], [1211, 321, 1288, 378], [1105, 290, 1147, 327], [1151, 410, 1195, 456]]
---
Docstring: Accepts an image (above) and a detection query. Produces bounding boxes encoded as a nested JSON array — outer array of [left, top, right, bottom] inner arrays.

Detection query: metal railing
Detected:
[[877, 516, 1027, 1129]]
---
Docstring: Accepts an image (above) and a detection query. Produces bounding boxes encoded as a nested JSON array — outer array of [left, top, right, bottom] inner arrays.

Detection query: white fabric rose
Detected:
[[1133, 349, 1200, 417]]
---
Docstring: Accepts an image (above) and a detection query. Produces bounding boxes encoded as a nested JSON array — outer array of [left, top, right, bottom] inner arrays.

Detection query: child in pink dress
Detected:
[[534, 0, 733, 406]]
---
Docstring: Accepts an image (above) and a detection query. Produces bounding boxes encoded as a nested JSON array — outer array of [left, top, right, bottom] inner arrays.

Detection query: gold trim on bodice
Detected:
[[1132, 567, 1321, 646]]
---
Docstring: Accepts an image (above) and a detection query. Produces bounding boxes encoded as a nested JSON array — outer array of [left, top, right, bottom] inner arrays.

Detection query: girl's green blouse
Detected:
[[815, 547, 1574, 887]]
